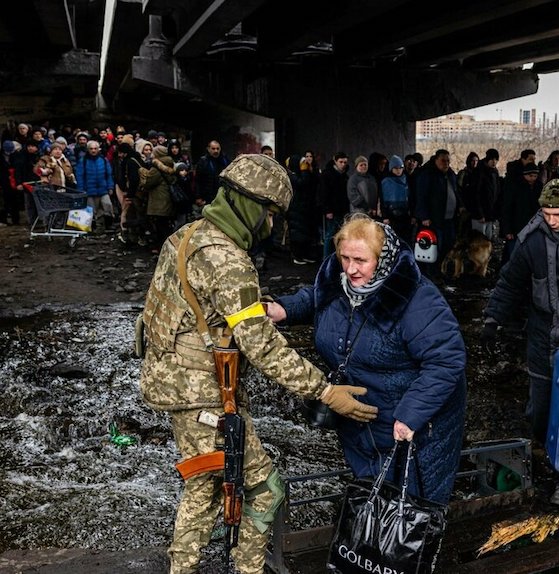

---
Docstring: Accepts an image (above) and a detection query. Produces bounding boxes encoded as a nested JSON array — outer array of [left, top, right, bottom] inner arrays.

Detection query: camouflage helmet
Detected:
[[220, 154, 293, 212], [539, 178, 559, 208]]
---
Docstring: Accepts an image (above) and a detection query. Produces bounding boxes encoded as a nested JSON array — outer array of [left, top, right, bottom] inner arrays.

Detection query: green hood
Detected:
[[202, 186, 271, 250]]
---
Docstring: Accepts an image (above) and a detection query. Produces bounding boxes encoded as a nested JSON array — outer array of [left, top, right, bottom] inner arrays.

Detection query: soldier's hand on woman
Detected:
[[320, 384, 378, 422]]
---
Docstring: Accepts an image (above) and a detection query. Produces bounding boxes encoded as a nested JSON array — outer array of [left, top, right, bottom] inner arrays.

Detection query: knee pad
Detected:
[[242, 468, 285, 534]]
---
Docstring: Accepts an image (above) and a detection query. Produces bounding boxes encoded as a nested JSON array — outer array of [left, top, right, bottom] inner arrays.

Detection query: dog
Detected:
[[441, 229, 492, 279]]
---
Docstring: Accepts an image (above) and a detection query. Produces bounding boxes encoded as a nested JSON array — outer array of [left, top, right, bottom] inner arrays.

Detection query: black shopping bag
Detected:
[[327, 441, 447, 574]]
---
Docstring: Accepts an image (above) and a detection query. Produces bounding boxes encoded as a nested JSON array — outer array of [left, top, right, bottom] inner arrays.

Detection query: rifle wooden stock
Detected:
[[223, 481, 243, 525], [213, 346, 240, 414]]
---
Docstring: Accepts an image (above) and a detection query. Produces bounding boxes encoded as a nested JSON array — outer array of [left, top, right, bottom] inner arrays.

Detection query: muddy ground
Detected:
[[0, 223, 323, 309], [1, 223, 558, 573]]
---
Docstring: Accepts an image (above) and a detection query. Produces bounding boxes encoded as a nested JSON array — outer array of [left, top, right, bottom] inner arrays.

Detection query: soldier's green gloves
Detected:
[[320, 384, 378, 422]]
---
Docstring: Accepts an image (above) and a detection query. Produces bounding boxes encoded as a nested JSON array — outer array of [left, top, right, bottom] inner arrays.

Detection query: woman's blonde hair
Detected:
[[334, 215, 385, 260]]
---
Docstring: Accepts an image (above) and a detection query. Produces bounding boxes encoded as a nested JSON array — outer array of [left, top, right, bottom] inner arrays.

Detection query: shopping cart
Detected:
[[29, 184, 89, 247]]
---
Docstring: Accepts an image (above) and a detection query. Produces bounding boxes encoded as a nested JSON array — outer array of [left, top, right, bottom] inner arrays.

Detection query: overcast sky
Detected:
[[460, 72, 559, 122]]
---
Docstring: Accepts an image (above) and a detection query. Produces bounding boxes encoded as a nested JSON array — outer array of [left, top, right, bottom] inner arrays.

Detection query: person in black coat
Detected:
[[114, 135, 148, 246], [12, 139, 41, 227], [318, 151, 349, 259], [286, 153, 318, 264], [0, 140, 21, 225], [470, 148, 502, 240], [193, 139, 230, 205], [414, 149, 460, 268], [481, 179, 559, 504], [500, 162, 542, 264]]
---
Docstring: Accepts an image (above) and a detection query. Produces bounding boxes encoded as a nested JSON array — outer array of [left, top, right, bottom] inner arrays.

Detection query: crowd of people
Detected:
[[268, 145, 557, 278], [0, 123, 232, 254], [3, 120, 559, 572], [2, 120, 558, 273]]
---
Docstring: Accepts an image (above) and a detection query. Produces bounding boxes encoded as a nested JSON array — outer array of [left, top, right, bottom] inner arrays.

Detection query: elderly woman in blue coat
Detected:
[[267, 215, 467, 504]]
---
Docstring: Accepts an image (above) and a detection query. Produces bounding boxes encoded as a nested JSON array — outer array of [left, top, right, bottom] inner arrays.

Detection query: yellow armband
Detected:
[[225, 302, 267, 329]]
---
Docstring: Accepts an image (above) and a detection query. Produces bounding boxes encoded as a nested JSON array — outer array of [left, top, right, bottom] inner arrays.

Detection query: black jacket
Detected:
[[485, 211, 559, 377], [194, 154, 230, 203], [318, 163, 349, 216]]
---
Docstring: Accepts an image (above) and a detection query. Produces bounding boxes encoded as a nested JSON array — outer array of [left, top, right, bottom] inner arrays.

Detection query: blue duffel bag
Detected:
[[545, 349, 559, 471]]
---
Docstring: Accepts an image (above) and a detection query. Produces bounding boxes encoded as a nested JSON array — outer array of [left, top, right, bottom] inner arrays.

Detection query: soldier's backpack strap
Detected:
[[175, 219, 233, 349]]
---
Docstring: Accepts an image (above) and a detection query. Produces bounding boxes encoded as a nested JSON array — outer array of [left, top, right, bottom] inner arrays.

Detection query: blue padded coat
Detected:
[[278, 245, 467, 504]]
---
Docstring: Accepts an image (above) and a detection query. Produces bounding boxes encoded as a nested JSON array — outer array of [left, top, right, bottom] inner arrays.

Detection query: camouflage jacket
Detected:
[[140, 218, 327, 411]]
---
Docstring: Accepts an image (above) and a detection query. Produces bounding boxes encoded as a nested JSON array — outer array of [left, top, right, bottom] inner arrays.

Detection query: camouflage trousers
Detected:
[[169, 406, 275, 574]]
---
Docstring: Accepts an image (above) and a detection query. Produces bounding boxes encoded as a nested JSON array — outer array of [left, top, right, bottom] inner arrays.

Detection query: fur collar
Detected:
[[153, 157, 175, 173], [315, 246, 421, 331]]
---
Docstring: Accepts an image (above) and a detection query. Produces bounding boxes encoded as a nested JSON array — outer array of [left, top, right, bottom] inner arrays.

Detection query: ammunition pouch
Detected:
[[174, 328, 231, 372], [243, 468, 285, 534]]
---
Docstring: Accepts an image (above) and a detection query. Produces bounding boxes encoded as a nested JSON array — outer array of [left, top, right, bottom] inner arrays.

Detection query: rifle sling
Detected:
[[173, 220, 242, 483], [175, 450, 225, 480], [175, 219, 232, 349]]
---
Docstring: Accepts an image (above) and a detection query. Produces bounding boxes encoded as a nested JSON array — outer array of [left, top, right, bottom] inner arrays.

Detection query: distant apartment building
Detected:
[[417, 112, 537, 140]]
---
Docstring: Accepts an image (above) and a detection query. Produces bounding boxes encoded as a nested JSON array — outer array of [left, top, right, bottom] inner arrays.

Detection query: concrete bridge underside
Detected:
[[0, 1, 555, 161]]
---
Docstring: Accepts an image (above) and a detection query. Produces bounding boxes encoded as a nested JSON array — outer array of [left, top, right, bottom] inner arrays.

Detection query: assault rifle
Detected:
[[214, 346, 245, 572]]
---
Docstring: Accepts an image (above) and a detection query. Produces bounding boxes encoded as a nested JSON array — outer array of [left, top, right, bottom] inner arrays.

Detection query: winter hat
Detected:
[[389, 155, 404, 170], [2, 140, 15, 154], [175, 162, 188, 172], [522, 162, 539, 175], [147, 129, 158, 139], [354, 155, 368, 167], [485, 148, 500, 161], [55, 136, 68, 145], [49, 142, 63, 151], [539, 179, 559, 208], [135, 138, 149, 154], [153, 145, 168, 159]]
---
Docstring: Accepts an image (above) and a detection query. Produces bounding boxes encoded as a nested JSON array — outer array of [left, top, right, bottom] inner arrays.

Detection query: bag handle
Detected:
[[398, 440, 415, 517], [369, 441, 400, 499], [369, 440, 416, 512]]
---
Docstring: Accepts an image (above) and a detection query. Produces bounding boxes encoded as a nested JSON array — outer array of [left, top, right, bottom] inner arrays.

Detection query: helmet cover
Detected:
[[220, 154, 293, 212]]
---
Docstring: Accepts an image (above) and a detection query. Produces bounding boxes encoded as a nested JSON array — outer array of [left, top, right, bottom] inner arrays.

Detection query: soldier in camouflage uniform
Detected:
[[139, 154, 378, 574]]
